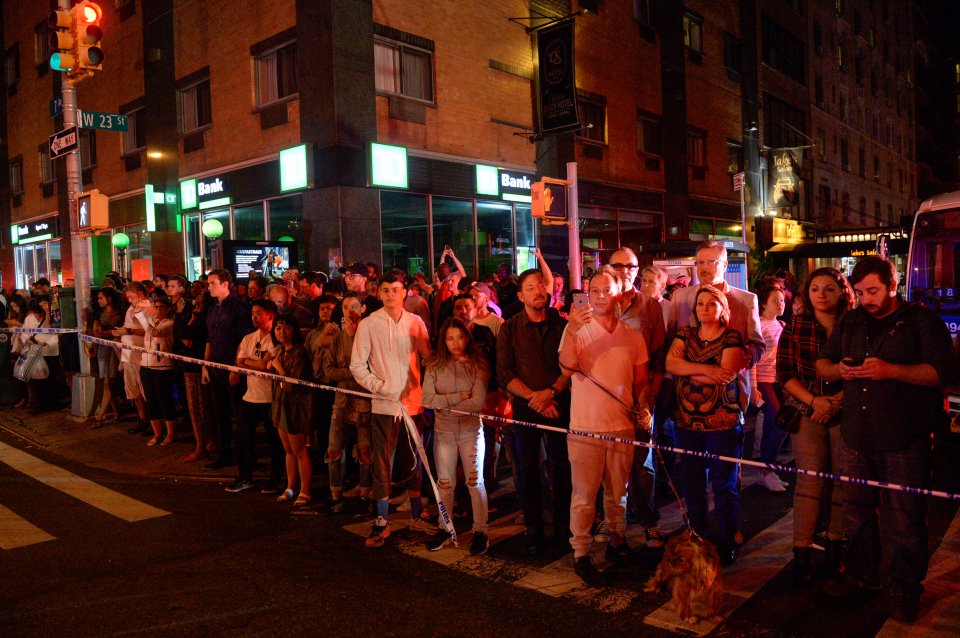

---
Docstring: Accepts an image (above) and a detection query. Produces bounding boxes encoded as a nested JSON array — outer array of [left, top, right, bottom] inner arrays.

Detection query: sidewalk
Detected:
[[0, 406, 234, 481]]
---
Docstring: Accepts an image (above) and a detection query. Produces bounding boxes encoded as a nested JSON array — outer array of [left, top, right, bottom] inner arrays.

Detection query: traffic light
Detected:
[[77, 189, 109, 231], [531, 177, 569, 222], [47, 8, 75, 73], [72, 1, 104, 77]]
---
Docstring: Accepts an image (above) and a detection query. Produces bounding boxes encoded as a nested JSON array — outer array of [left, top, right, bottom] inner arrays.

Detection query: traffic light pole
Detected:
[[59, 0, 92, 394]]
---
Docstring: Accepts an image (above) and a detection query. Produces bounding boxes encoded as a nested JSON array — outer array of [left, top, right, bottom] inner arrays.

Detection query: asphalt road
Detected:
[[2, 427, 959, 638]]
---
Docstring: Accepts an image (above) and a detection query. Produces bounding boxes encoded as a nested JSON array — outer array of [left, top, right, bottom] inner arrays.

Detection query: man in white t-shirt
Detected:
[[559, 269, 650, 587], [470, 282, 504, 335], [226, 299, 284, 493]]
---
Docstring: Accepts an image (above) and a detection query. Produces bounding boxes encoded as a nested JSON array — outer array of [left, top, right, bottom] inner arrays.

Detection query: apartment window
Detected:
[[687, 127, 706, 168], [761, 15, 805, 84], [859, 196, 867, 224], [4, 44, 19, 91], [683, 11, 703, 61], [374, 37, 434, 102], [38, 145, 53, 184], [814, 76, 824, 106], [576, 93, 606, 144], [840, 139, 849, 169], [836, 0, 844, 16], [637, 112, 662, 156], [819, 184, 832, 216], [898, 167, 904, 192], [812, 21, 822, 54], [633, 0, 653, 27], [764, 92, 806, 147], [122, 106, 146, 154], [841, 192, 850, 222], [33, 21, 50, 69], [79, 129, 96, 169], [723, 33, 741, 78], [838, 42, 846, 74], [180, 78, 211, 133], [726, 140, 743, 174], [858, 147, 865, 177], [887, 162, 892, 187], [855, 55, 864, 85], [816, 128, 826, 158], [839, 93, 847, 122], [256, 41, 298, 106], [875, 200, 881, 222], [9, 158, 23, 195], [873, 155, 880, 179]]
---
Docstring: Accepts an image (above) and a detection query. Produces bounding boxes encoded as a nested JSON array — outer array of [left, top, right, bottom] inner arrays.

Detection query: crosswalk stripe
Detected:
[[643, 512, 793, 635], [0, 441, 169, 522], [876, 507, 960, 635], [0, 503, 56, 549]]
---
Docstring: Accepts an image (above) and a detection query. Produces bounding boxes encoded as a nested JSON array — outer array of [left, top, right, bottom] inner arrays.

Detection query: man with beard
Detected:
[[817, 256, 957, 623], [497, 269, 571, 555]]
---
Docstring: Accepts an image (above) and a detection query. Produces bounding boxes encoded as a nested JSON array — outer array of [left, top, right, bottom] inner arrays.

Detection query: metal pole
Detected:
[[59, 0, 92, 407], [739, 177, 747, 244], [566, 162, 581, 288]]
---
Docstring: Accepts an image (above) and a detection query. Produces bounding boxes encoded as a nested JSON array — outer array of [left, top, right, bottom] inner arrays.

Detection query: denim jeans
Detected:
[[206, 369, 245, 463], [327, 408, 372, 491], [237, 400, 284, 483], [840, 438, 930, 597], [758, 382, 788, 465], [568, 429, 634, 557], [371, 413, 423, 501], [627, 426, 657, 525], [676, 425, 743, 546], [509, 401, 571, 534], [434, 422, 488, 532], [791, 415, 844, 546]]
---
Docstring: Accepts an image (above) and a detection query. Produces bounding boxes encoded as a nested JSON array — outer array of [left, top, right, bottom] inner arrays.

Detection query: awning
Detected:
[[767, 238, 908, 258]]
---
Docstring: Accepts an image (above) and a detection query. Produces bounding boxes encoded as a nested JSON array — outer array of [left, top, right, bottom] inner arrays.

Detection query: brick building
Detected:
[[0, 0, 932, 293]]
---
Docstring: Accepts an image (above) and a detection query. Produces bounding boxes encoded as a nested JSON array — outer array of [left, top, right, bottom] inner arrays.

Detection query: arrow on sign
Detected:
[[49, 126, 78, 159]]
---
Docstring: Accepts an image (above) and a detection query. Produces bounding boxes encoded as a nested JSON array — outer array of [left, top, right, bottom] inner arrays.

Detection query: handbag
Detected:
[[775, 398, 808, 433], [13, 343, 49, 381]]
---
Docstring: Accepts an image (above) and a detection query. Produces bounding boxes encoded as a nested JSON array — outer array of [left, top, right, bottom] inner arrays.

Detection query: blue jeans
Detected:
[[840, 438, 929, 598], [327, 408, 372, 491], [434, 422, 488, 532], [758, 382, 787, 465], [677, 425, 743, 546]]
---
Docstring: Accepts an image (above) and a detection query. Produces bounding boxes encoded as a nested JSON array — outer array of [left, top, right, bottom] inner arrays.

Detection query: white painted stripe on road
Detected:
[[0, 442, 169, 522], [0, 504, 56, 549], [876, 508, 960, 636], [643, 512, 794, 635]]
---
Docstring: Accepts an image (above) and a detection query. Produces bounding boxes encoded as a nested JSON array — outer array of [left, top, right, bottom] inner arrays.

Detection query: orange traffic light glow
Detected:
[[80, 4, 101, 23]]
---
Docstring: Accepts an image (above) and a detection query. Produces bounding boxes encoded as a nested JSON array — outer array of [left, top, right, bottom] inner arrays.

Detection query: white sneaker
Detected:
[[759, 471, 787, 492], [643, 526, 665, 548], [593, 520, 609, 543]]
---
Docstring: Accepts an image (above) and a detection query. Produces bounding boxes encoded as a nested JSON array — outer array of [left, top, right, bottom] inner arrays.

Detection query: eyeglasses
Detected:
[[695, 259, 724, 267], [609, 263, 639, 270]]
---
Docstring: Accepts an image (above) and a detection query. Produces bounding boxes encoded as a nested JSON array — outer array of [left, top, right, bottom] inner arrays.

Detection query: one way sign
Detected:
[[49, 126, 78, 160]]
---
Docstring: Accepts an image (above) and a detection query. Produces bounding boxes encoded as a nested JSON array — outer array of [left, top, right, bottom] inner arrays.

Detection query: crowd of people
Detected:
[[0, 243, 955, 623]]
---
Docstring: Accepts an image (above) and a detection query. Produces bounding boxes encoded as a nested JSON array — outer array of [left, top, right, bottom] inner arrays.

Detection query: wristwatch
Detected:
[[547, 386, 558, 397]]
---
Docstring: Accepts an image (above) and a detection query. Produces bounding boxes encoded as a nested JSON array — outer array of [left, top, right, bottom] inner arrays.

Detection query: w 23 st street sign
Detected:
[[78, 110, 128, 132]]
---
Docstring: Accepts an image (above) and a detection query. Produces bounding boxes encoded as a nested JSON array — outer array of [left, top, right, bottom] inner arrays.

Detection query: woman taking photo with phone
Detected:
[[776, 267, 851, 583]]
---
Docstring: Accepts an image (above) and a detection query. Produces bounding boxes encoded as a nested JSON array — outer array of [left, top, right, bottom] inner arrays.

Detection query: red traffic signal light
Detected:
[[71, 1, 104, 79]]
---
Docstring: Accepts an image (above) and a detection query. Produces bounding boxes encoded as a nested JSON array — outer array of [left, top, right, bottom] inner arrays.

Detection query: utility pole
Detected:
[[59, 0, 92, 391], [566, 162, 581, 288]]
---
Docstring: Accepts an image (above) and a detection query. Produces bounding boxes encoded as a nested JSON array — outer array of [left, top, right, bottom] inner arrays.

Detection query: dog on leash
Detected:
[[644, 531, 723, 623]]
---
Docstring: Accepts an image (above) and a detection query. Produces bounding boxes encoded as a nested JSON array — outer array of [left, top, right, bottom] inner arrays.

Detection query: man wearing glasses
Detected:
[[607, 248, 666, 548]]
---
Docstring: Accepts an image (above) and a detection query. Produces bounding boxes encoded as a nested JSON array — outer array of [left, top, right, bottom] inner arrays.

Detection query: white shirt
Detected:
[[120, 300, 150, 364], [350, 308, 432, 416], [237, 330, 276, 404]]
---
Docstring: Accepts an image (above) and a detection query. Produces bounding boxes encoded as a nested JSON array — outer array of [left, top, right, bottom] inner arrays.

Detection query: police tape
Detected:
[[8, 327, 959, 503], [0, 326, 86, 334]]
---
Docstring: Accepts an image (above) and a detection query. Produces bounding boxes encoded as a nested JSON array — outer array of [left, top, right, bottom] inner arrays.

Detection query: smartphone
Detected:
[[842, 356, 865, 367], [572, 292, 589, 311], [529, 246, 537, 253]]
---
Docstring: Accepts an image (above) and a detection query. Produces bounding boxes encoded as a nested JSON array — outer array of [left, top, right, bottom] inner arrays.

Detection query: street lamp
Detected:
[[112, 231, 130, 281]]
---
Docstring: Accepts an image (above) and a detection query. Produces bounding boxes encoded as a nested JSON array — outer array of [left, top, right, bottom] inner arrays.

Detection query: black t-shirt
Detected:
[[865, 311, 897, 345]]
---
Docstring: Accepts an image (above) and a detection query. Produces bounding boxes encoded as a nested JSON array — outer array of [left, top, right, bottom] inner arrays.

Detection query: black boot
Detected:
[[792, 546, 813, 585], [823, 540, 845, 578]]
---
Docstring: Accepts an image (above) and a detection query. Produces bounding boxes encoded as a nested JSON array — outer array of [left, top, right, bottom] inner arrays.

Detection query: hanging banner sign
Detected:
[[535, 19, 580, 136], [767, 147, 804, 210]]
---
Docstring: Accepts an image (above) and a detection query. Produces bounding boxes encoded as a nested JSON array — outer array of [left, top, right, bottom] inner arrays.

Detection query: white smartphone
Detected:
[[571, 292, 589, 311]]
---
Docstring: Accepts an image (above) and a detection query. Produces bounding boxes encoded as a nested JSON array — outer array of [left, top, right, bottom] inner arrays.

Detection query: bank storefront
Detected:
[[372, 143, 538, 280], [10, 215, 62, 290]]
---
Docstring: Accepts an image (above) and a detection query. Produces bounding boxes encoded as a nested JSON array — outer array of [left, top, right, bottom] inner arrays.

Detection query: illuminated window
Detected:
[[256, 41, 298, 106], [374, 37, 434, 102]]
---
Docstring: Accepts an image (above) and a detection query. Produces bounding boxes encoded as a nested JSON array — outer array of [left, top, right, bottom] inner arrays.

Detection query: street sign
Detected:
[[78, 109, 128, 132], [50, 97, 63, 118], [49, 126, 78, 159], [733, 171, 745, 192]]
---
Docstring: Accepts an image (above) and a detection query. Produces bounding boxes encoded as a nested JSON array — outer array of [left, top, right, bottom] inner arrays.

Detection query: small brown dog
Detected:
[[644, 531, 723, 623]]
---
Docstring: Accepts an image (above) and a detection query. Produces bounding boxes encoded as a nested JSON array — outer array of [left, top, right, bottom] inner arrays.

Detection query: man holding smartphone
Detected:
[[817, 255, 957, 623]]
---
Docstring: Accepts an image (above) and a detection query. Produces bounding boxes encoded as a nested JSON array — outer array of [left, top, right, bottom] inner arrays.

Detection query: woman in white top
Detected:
[[755, 286, 788, 491], [139, 296, 177, 446], [20, 296, 61, 413]]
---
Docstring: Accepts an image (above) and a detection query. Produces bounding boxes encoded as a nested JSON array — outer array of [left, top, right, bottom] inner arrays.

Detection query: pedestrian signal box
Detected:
[[531, 177, 569, 222], [77, 189, 109, 231]]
